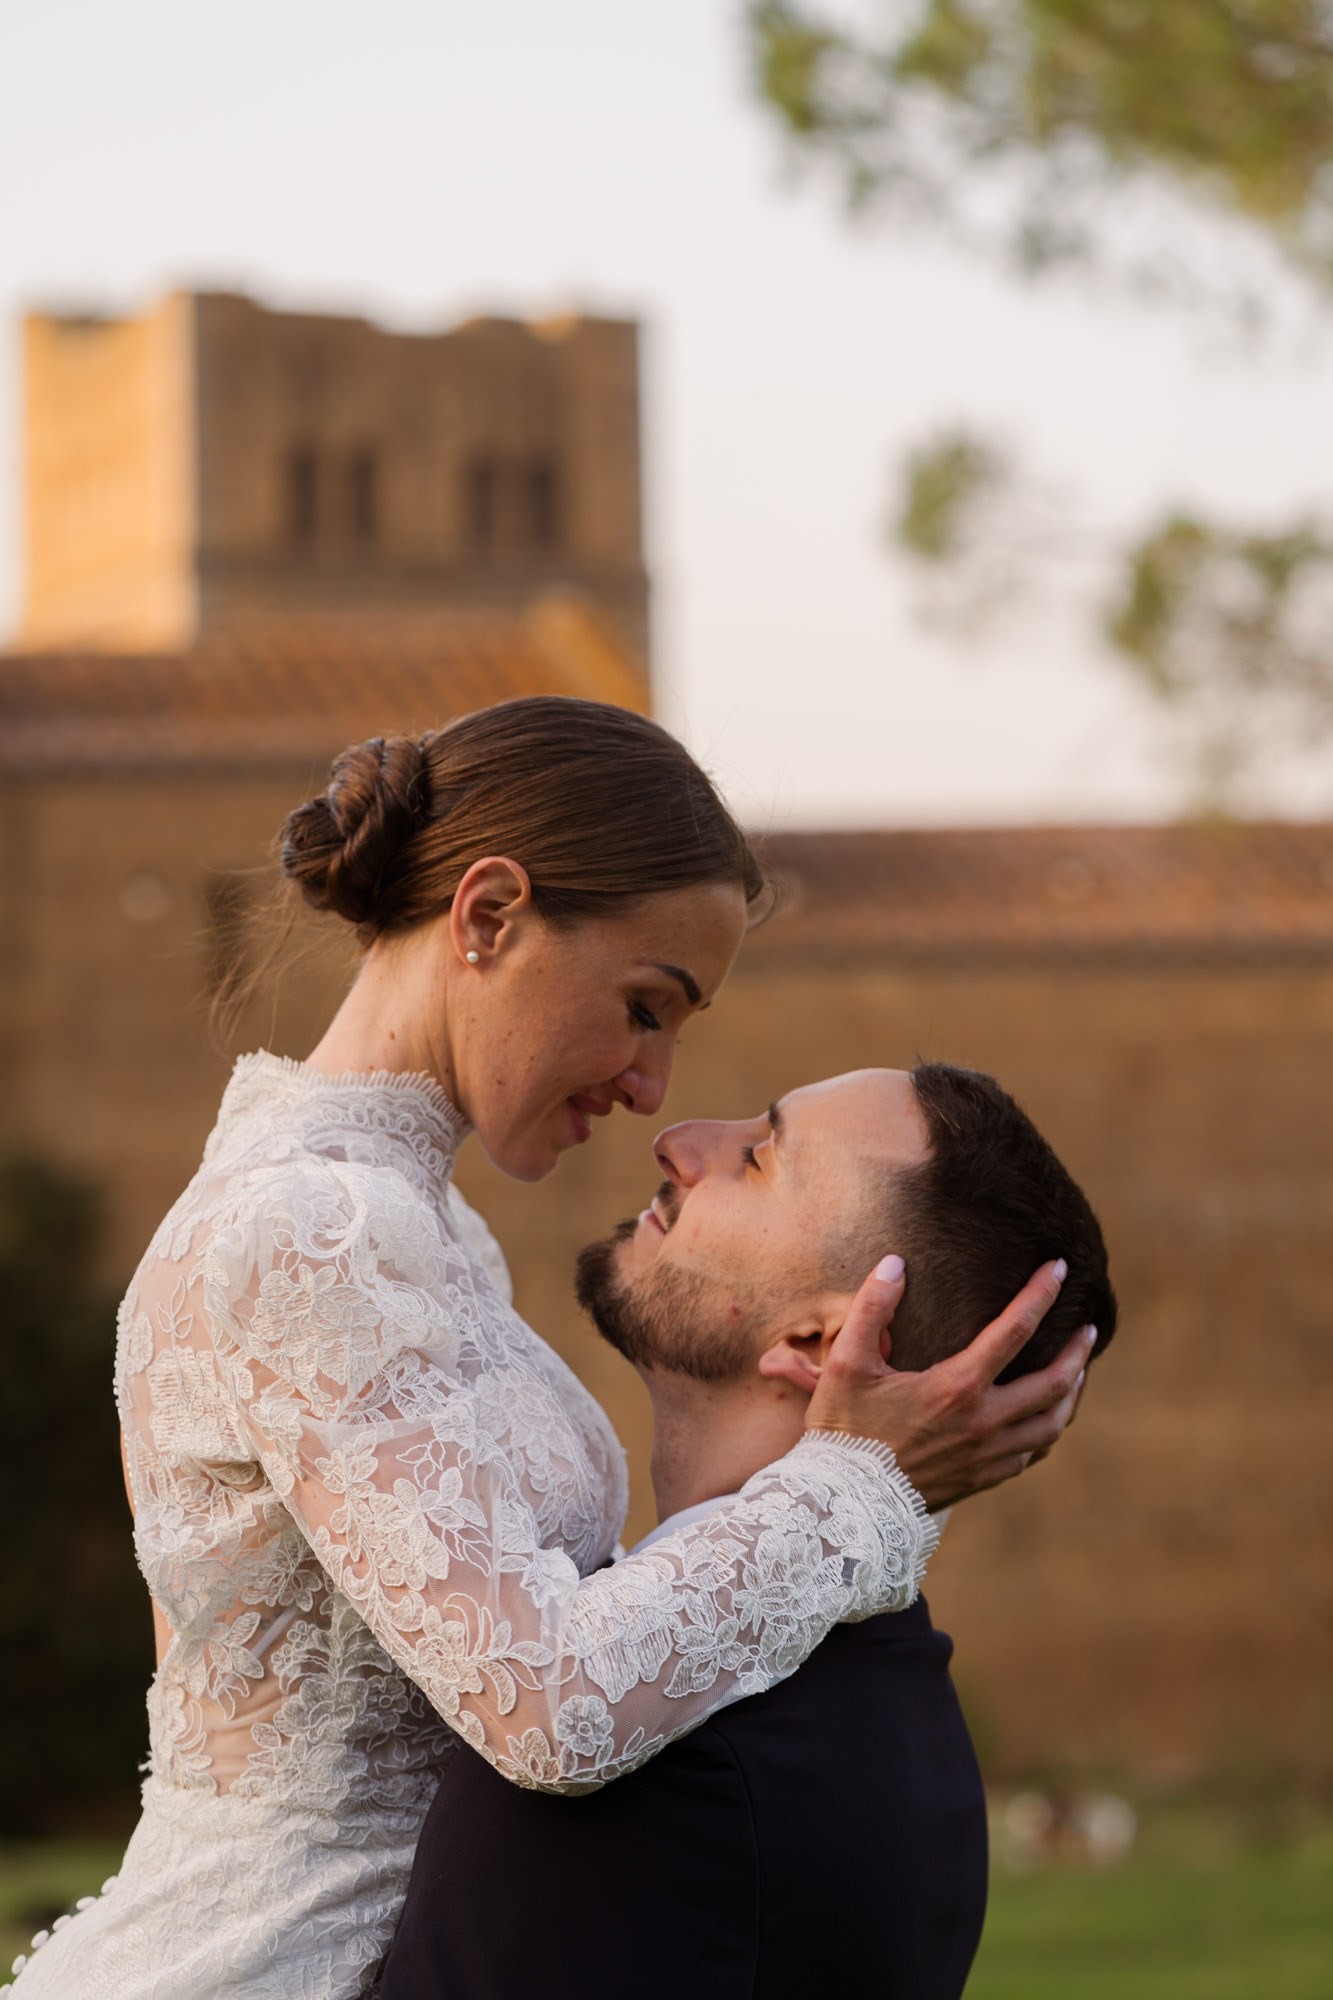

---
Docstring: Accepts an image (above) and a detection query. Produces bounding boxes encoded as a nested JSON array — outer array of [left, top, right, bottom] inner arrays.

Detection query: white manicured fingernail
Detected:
[[1052, 1258, 1068, 1282], [875, 1253, 905, 1283]]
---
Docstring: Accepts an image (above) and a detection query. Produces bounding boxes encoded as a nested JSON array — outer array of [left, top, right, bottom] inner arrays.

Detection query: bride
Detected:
[[9, 698, 1079, 1998]]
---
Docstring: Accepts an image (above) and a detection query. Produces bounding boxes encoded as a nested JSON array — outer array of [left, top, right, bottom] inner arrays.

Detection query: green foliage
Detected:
[[1105, 510, 1333, 801], [0, 1155, 151, 1833], [1021, 2, 1333, 223], [1109, 513, 1333, 690], [895, 0, 992, 97], [747, 2, 1333, 281], [890, 419, 1333, 805], [897, 428, 1008, 559], [752, 3, 840, 134], [751, 2, 1333, 801]]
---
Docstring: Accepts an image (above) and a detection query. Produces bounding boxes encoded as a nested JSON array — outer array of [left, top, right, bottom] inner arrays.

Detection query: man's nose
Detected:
[[653, 1119, 734, 1187]]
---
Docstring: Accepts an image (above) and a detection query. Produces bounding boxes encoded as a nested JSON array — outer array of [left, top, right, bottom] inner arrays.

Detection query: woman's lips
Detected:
[[566, 1092, 613, 1145]]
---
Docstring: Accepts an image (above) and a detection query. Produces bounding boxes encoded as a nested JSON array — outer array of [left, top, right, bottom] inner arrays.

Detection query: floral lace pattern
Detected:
[[9, 1054, 937, 1999]]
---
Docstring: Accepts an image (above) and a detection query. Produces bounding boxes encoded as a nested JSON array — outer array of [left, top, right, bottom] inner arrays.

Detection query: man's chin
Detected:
[[573, 1223, 641, 1361], [597, 1210, 666, 1280], [621, 1206, 673, 1276], [575, 1231, 751, 1386]]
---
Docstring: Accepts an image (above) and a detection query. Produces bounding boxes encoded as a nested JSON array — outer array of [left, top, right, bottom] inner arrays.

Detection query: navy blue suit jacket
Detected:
[[380, 1593, 988, 1999]]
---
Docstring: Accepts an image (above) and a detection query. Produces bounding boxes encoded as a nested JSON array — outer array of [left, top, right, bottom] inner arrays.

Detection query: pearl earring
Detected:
[[465, 950, 480, 964]]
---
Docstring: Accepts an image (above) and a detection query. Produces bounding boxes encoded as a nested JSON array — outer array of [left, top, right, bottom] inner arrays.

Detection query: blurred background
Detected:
[[1, 3, 1331, 1992]]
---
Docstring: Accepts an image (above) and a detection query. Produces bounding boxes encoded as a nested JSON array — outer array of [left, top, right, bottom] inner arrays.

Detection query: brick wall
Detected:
[[1, 786, 1329, 1776]]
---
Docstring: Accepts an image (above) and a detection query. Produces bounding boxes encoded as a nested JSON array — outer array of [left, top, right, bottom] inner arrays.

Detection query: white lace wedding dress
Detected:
[[8, 1054, 938, 1999]]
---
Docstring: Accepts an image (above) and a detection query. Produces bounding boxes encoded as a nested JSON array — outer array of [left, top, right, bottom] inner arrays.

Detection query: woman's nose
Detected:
[[615, 1043, 675, 1119]]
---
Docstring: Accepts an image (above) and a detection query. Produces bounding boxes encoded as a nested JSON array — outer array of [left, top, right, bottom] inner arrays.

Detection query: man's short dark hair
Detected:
[[882, 1062, 1117, 1380]]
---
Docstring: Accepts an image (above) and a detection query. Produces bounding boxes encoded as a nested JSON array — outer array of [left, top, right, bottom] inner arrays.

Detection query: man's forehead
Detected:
[[779, 1070, 926, 1167]]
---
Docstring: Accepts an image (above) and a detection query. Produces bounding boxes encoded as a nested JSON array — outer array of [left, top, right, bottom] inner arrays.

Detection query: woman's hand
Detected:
[[804, 1254, 1096, 1512]]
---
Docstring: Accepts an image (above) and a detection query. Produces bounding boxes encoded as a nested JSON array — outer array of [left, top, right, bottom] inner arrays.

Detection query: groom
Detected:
[[381, 1062, 1115, 1999]]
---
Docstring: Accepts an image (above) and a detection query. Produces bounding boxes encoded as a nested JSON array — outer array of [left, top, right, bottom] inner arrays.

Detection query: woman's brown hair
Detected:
[[280, 696, 765, 937]]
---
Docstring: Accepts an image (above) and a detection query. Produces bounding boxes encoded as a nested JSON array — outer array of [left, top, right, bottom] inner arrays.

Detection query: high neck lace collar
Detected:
[[224, 1051, 472, 1166]]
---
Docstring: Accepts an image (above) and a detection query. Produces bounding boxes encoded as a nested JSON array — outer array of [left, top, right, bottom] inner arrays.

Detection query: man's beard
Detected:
[[574, 1188, 757, 1384]]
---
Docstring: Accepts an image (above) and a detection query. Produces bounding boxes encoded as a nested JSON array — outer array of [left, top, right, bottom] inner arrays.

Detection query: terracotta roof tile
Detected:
[[3, 639, 1326, 961], [749, 826, 1333, 965], [0, 603, 648, 775]]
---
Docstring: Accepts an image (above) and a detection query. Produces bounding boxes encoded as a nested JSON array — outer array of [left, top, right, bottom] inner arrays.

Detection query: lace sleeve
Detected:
[[203, 1160, 938, 1794]]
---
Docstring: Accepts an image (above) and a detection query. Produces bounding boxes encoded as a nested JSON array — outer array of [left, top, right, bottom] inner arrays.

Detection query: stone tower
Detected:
[[19, 290, 649, 661]]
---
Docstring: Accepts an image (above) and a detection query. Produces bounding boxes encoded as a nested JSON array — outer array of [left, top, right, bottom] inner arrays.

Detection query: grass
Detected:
[[969, 1823, 1333, 2000], [0, 1841, 125, 1978], [1, 1821, 1330, 1995]]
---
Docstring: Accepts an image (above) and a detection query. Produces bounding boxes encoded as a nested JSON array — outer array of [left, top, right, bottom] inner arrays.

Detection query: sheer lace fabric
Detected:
[[9, 1054, 937, 1998]]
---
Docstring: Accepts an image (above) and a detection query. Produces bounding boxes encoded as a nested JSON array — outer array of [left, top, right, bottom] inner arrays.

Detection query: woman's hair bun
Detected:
[[271, 696, 763, 950], [280, 734, 432, 926]]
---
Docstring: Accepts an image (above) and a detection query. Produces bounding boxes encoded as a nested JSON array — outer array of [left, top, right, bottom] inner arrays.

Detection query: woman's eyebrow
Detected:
[[651, 962, 703, 1007], [768, 1101, 785, 1151]]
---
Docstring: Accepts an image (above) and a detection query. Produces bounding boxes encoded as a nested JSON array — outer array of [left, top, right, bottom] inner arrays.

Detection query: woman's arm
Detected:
[[199, 1161, 938, 1793]]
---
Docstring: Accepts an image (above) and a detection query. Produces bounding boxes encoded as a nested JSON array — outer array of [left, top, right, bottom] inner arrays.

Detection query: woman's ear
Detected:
[[449, 856, 534, 963]]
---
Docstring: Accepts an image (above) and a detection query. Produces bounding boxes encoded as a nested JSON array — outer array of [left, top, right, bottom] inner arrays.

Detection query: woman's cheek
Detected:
[[573, 1032, 637, 1089]]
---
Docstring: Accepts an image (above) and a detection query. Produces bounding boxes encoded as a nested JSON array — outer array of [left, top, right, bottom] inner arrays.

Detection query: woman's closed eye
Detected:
[[630, 1000, 662, 1033], [741, 1144, 760, 1172]]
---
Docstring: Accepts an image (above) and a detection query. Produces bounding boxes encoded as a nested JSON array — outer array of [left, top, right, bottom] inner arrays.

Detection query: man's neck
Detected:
[[642, 1371, 804, 1523]]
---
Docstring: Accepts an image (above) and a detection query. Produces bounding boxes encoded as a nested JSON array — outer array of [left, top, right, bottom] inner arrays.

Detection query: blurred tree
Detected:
[[0, 1154, 151, 1833], [897, 428, 1009, 560], [749, 5, 1333, 800], [894, 427, 1047, 627], [748, 1, 1333, 291], [892, 435, 1333, 805], [1107, 512, 1333, 805], [748, 9, 1328, 804]]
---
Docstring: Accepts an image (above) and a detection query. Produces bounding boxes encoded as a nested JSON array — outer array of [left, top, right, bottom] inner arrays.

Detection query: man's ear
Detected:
[[756, 1304, 848, 1397]]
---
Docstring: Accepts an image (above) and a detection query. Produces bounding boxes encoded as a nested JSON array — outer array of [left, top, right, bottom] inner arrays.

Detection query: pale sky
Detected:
[[2, 0, 1331, 825]]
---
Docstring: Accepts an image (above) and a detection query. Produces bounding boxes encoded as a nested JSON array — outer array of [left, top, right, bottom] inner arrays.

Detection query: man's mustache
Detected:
[[607, 1179, 681, 1249], [652, 1179, 682, 1229]]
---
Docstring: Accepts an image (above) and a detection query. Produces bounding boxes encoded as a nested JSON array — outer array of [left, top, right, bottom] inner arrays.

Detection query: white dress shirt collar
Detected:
[[625, 1493, 741, 1558]]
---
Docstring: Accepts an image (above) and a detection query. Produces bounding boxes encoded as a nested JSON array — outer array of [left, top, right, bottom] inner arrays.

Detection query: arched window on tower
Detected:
[[350, 450, 378, 546], [466, 460, 498, 553], [287, 447, 319, 546], [528, 460, 560, 551]]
